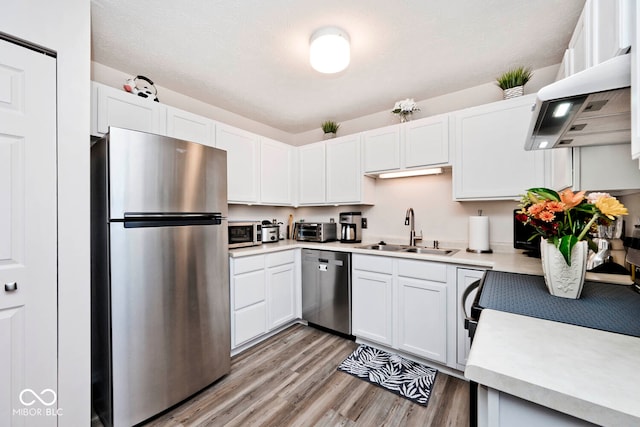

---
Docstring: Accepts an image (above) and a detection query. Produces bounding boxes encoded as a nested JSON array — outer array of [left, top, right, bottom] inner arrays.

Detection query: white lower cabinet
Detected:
[[397, 277, 447, 363], [230, 250, 299, 349], [352, 254, 451, 365], [352, 269, 394, 346], [266, 252, 297, 329]]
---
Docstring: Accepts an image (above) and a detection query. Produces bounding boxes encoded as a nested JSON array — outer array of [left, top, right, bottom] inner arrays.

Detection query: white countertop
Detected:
[[229, 239, 633, 285], [465, 309, 640, 426]]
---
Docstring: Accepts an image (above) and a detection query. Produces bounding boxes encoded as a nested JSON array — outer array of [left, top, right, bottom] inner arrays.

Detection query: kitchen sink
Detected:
[[356, 243, 458, 256], [402, 247, 458, 256], [356, 243, 408, 252]]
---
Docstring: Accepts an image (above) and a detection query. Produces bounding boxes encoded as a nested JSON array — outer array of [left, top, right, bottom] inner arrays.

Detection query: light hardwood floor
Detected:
[[136, 324, 470, 426]]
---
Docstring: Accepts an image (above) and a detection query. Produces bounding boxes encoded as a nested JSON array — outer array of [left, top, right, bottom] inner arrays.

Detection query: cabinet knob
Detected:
[[4, 282, 17, 292]]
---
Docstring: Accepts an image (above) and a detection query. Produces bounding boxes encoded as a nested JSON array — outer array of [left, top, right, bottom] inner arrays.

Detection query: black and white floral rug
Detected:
[[337, 344, 438, 406]]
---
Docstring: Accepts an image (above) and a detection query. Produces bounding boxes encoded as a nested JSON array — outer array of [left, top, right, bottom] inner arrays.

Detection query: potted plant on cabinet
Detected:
[[321, 120, 340, 139], [496, 66, 533, 99]]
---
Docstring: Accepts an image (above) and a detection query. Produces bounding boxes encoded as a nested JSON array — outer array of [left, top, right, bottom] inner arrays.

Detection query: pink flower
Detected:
[[538, 210, 556, 222]]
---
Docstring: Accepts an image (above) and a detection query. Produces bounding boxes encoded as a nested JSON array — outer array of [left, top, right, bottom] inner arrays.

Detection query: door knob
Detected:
[[4, 282, 17, 292]]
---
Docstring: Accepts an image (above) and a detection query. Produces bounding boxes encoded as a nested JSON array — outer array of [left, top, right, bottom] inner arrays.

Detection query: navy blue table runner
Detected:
[[478, 270, 640, 338]]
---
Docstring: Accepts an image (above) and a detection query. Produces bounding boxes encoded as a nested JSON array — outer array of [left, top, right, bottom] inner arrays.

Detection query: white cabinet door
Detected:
[[266, 263, 296, 330], [545, 148, 573, 191], [569, 6, 590, 74], [93, 81, 165, 136], [165, 106, 215, 147], [574, 144, 640, 191], [397, 278, 447, 363], [298, 141, 326, 204], [234, 303, 267, 347], [453, 94, 545, 200], [632, 0, 640, 161], [326, 135, 362, 203], [591, 0, 633, 65], [260, 138, 293, 205], [456, 268, 485, 368], [216, 124, 260, 203], [0, 40, 57, 426], [352, 270, 393, 346], [363, 125, 401, 173], [403, 114, 450, 168]]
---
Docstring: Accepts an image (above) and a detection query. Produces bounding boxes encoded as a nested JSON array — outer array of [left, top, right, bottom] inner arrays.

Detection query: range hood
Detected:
[[525, 53, 631, 151]]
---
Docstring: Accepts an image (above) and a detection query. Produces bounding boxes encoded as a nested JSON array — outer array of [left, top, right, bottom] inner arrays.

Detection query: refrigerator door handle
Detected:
[[121, 212, 224, 228]]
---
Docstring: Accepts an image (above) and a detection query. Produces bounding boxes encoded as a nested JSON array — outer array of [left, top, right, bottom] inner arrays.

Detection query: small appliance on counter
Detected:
[[228, 221, 262, 248], [294, 222, 337, 242], [339, 212, 362, 243], [261, 220, 280, 243]]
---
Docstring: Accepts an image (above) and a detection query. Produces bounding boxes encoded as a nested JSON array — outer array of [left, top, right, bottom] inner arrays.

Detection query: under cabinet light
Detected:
[[378, 168, 443, 179]]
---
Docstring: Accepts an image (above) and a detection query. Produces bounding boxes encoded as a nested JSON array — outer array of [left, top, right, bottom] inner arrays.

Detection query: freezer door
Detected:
[[108, 221, 230, 427], [105, 127, 228, 218]]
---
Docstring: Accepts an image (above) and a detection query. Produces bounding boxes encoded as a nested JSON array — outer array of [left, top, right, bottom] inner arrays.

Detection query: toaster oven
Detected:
[[295, 222, 337, 243]]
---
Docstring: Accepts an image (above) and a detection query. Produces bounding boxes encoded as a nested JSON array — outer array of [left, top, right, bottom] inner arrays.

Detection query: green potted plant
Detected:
[[321, 120, 340, 139], [496, 66, 533, 99]]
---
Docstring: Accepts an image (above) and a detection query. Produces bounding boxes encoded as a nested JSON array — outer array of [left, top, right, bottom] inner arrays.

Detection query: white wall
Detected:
[[3, 1, 91, 426]]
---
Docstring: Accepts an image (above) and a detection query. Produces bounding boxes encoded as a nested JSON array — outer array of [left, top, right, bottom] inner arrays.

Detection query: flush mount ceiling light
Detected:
[[309, 27, 350, 74]]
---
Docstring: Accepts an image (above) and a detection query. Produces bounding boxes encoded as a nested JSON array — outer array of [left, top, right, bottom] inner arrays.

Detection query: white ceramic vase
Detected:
[[540, 240, 588, 299], [503, 85, 524, 99]]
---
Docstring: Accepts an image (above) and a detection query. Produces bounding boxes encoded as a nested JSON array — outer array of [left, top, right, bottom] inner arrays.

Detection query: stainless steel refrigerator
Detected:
[[91, 127, 230, 427]]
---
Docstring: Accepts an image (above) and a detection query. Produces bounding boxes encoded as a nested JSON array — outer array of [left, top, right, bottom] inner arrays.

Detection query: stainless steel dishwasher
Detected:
[[301, 249, 351, 335]]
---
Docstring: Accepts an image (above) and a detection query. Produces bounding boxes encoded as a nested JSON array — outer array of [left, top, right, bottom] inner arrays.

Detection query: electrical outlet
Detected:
[[361, 218, 368, 229]]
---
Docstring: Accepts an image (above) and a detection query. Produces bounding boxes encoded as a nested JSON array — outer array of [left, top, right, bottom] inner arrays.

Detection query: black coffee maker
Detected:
[[339, 212, 362, 243]]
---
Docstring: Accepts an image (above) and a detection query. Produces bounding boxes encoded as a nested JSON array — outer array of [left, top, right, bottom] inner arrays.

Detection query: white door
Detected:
[[0, 39, 57, 425]]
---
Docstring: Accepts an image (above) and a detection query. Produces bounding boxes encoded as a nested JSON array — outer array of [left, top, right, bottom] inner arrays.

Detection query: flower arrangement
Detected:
[[516, 187, 628, 265], [391, 98, 420, 122]]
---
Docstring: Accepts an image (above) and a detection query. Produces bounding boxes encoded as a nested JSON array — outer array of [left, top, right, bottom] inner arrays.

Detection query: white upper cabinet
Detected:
[[363, 125, 401, 173], [574, 144, 640, 191], [260, 137, 293, 205], [591, 0, 633, 65], [216, 124, 260, 203], [92, 82, 166, 136], [403, 114, 450, 168], [545, 148, 573, 191], [568, 6, 590, 74], [565, 0, 633, 77], [297, 141, 326, 205], [453, 94, 545, 200], [632, 0, 640, 162], [326, 135, 375, 205], [165, 106, 215, 147]]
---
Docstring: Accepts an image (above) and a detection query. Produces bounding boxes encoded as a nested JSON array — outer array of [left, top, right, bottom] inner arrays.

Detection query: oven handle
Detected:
[[461, 279, 481, 320]]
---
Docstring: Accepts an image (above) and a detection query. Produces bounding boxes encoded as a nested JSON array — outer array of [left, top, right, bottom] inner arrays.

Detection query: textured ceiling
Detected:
[[91, 0, 585, 134]]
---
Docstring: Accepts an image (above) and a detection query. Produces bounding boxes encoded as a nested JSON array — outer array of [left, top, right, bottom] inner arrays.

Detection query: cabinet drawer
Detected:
[[353, 254, 393, 274], [234, 302, 267, 346], [266, 250, 295, 268], [233, 254, 265, 274], [398, 259, 447, 282], [234, 270, 265, 309]]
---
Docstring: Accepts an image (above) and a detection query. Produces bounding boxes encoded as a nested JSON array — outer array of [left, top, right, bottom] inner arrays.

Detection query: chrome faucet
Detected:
[[404, 208, 422, 246]]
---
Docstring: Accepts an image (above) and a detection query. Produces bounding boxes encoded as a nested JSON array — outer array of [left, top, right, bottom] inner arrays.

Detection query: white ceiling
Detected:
[[90, 0, 585, 134]]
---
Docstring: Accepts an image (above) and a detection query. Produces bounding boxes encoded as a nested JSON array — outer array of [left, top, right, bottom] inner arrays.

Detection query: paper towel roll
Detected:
[[468, 215, 491, 252]]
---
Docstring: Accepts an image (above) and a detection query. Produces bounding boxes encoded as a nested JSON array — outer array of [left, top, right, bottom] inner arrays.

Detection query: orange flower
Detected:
[[560, 189, 586, 210], [546, 201, 565, 213], [538, 210, 556, 222], [527, 203, 545, 216]]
